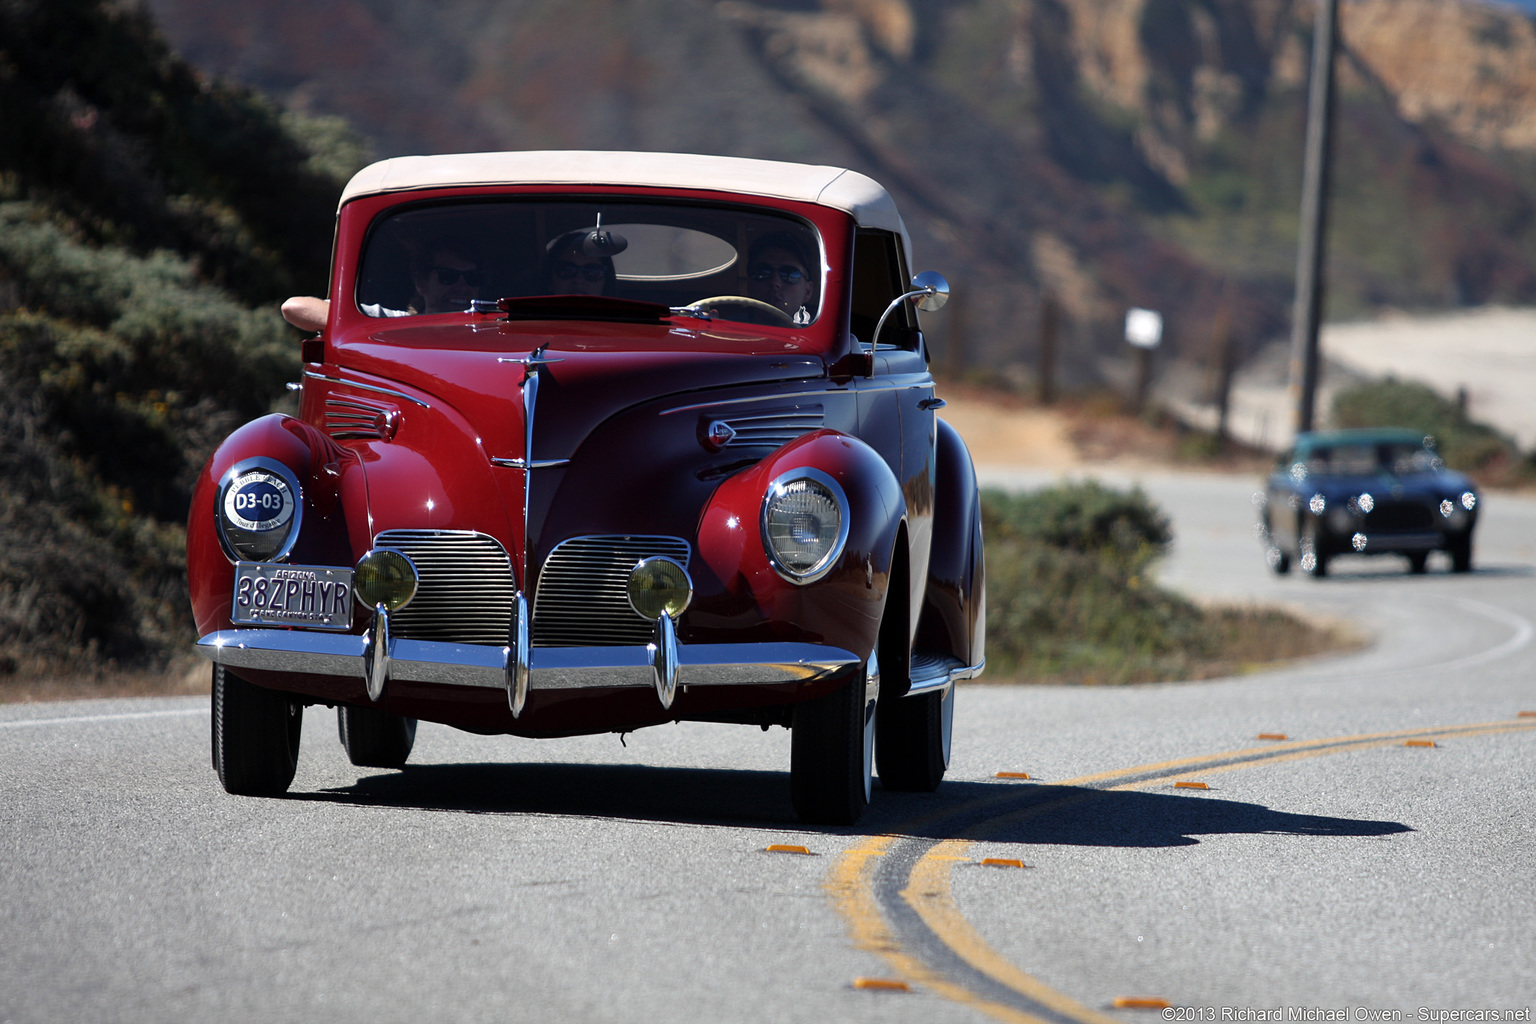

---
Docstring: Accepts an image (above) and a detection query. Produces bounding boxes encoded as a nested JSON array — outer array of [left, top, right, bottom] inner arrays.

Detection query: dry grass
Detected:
[[0, 656, 207, 704]]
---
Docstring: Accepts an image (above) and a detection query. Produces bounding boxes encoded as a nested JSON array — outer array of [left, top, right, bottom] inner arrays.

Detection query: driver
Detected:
[[745, 232, 816, 324], [542, 230, 617, 297]]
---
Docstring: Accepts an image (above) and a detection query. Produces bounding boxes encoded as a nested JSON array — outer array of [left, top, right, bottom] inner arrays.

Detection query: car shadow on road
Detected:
[[289, 762, 1411, 847]]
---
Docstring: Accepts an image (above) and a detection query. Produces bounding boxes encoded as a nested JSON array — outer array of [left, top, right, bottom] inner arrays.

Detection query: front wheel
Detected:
[[1301, 521, 1329, 578], [211, 665, 302, 796], [791, 651, 877, 825], [876, 683, 953, 792], [338, 706, 418, 768], [1450, 537, 1473, 573]]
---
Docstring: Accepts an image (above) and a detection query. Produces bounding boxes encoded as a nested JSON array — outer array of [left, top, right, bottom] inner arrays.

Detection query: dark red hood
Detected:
[[332, 317, 829, 461]]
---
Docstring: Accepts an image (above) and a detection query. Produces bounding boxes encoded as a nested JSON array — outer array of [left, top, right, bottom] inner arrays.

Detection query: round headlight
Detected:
[[1461, 491, 1477, 511], [762, 469, 849, 583], [217, 459, 301, 562], [627, 557, 692, 621], [354, 549, 418, 612]]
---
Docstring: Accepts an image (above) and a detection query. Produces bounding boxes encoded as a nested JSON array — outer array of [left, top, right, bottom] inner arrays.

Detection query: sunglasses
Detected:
[[553, 260, 607, 283], [749, 263, 805, 284], [434, 267, 485, 287]]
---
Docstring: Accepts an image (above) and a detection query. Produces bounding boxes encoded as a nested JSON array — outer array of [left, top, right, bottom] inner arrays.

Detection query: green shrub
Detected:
[[981, 481, 1172, 575], [980, 483, 1328, 683]]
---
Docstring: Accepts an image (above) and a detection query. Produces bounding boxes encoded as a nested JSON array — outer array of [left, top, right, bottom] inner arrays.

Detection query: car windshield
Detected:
[[1304, 442, 1436, 476], [356, 198, 823, 327]]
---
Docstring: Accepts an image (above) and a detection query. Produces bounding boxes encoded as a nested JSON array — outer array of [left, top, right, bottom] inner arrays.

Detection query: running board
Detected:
[[905, 650, 985, 697]]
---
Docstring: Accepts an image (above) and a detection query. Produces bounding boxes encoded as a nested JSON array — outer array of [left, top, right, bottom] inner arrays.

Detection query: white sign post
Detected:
[[1125, 308, 1163, 349], [1125, 308, 1162, 413]]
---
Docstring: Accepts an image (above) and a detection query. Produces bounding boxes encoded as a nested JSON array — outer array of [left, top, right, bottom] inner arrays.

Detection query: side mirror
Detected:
[[869, 272, 951, 366], [911, 271, 950, 312]]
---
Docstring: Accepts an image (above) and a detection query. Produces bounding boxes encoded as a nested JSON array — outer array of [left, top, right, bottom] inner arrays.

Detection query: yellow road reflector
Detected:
[[1404, 740, 1436, 748], [1257, 732, 1288, 740], [1114, 996, 1173, 1009], [995, 771, 1031, 779], [765, 844, 813, 855], [1519, 711, 1536, 718], [852, 977, 911, 992], [980, 857, 1026, 869], [1174, 781, 1209, 790]]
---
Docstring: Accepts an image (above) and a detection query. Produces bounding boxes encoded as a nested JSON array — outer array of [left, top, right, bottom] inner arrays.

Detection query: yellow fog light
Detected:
[[354, 549, 418, 611], [627, 557, 692, 621]]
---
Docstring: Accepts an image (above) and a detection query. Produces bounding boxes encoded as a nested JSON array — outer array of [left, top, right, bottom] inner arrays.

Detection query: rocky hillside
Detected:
[[139, 0, 1536, 387], [0, 0, 364, 674]]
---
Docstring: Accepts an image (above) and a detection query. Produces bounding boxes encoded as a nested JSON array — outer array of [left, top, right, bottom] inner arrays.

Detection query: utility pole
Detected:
[[1037, 292, 1058, 406], [1288, 0, 1339, 436]]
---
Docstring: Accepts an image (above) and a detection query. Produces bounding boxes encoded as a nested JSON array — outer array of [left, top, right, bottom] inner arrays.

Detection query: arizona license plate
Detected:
[[232, 562, 353, 630]]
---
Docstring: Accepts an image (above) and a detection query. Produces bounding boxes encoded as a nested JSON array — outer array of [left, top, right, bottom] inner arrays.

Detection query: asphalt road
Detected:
[[4, 470, 1534, 1023]]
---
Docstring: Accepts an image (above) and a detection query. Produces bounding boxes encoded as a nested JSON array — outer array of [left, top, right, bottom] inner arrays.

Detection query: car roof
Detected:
[[1292, 428, 1429, 455], [340, 150, 912, 254]]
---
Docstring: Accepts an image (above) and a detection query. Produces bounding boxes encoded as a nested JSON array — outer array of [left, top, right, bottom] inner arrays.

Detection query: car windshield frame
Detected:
[[353, 195, 827, 329], [1297, 442, 1440, 477]]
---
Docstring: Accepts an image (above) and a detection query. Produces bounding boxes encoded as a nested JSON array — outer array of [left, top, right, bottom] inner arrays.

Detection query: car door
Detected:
[[850, 228, 937, 628]]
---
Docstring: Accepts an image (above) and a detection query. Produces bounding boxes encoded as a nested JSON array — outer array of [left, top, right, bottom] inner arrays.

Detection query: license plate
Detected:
[[232, 562, 354, 630]]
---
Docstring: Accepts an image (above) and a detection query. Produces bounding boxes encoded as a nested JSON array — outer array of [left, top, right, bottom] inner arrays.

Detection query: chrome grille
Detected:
[[716, 407, 822, 450], [532, 535, 692, 647], [325, 397, 385, 440], [373, 530, 515, 645], [1365, 501, 1436, 533]]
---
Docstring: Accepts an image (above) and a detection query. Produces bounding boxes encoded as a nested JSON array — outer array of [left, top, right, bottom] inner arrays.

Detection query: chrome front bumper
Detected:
[[197, 626, 861, 713], [196, 626, 983, 714]]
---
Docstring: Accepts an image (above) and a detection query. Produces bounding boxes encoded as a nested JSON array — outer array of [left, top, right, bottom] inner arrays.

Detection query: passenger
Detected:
[[283, 242, 484, 326], [745, 232, 817, 324], [542, 230, 617, 297], [281, 295, 329, 332]]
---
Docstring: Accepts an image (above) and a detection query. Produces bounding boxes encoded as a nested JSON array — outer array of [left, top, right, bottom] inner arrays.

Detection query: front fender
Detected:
[[187, 414, 365, 638], [695, 430, 905, 663], [915, 418, 985, 667]]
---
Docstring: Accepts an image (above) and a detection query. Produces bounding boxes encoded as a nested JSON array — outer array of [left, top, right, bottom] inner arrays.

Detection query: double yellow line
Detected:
[[828, 718, 1536, 1022]]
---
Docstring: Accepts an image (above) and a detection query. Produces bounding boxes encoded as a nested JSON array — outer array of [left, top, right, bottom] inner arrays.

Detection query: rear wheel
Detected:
[[791, 651, 877, 825], [211, 665, 301, 796], [876, 683, 953, 792], [1406, 552, 1428, 574], [338, 706, 418, 768]]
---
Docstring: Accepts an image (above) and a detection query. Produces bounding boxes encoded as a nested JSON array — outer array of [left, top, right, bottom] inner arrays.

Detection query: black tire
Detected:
[[1266, 545, 1291, 575], [791, 653, 877, 825], [338, 705, 418, 768], [211, 665, 301, 796], [1450, 537, 1473, 573], [1301, 521, 1328, 578], [1407, 552, 1428, 574], [1264, 514, 1291, 575], [876, 683, 953, 792]]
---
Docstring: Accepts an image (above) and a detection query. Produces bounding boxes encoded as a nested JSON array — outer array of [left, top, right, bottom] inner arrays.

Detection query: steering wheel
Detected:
[[687, 295, 796, 327]]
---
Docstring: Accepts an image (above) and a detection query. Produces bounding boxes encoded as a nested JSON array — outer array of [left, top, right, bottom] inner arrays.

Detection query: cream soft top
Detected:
[[340, 150, 911, 255]]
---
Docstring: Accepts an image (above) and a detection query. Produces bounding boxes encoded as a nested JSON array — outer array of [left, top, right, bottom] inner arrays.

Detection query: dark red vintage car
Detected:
[[189, 151, 985, 824]]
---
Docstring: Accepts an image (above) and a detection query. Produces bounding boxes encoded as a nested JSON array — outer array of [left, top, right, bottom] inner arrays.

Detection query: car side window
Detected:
[[849, 229, 915, 349]]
